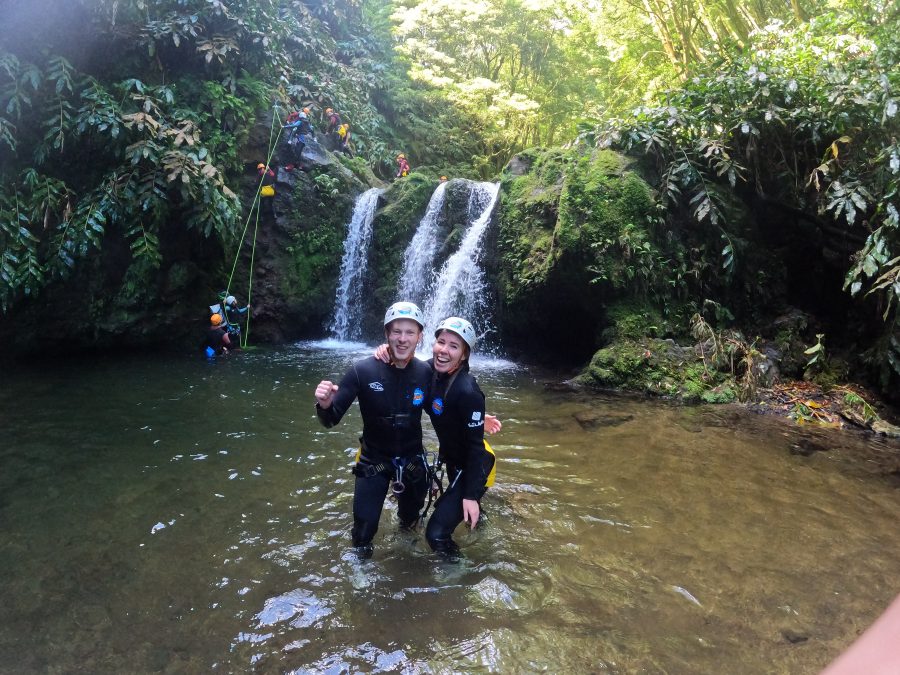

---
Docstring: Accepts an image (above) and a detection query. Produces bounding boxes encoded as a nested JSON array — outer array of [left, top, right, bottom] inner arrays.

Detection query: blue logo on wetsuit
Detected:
[[412, 388, 424, 406], [431, 398, 443, 415]]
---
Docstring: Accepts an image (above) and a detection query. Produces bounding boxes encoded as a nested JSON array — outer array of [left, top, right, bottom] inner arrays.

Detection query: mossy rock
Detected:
[[496, 147, 666, 361], [576, 337, 736, 402]]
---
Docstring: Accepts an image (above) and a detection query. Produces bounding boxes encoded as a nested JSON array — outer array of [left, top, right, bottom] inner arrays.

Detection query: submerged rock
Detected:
[[789, 439, 829, 456], [573, 410, 634, 429]]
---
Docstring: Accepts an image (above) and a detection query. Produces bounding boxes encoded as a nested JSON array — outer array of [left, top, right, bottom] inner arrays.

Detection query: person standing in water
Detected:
[[421, 317, 496, 557], [313, 302, 433, 559], [375, 316, 501, 558]]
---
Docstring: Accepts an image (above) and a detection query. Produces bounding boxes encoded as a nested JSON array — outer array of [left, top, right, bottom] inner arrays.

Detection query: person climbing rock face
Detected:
[[337, 122, 352, 157], [396, 153, 410, 178], [257, 163, 276, 217], [324, 107, 341, 138], [283, 107, 313, 160]]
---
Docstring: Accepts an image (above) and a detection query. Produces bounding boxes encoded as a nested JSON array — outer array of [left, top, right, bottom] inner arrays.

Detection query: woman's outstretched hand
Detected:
[[485, 414, 502, 434]]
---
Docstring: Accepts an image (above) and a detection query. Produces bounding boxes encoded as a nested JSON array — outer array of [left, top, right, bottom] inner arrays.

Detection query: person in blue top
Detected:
[[314, 302, 434, 559], [283, 107, 314, 159]]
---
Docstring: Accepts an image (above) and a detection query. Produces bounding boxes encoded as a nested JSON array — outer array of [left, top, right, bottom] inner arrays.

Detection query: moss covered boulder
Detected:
[[496, 147, 662, 361], [576, 337, 738, 403]]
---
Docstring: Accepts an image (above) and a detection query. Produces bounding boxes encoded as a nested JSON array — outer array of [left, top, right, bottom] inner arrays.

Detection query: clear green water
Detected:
[[1, 343, 899, 674]]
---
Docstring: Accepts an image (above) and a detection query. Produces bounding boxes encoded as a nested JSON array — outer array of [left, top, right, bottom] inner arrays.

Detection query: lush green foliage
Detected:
[[589, 8, 900, 379], [0, 0, 419, 312], [392, 0, 612, 173]]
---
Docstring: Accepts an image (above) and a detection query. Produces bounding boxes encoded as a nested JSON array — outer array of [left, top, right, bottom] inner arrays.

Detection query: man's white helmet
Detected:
[[225, 295, 237, 306], [435, 316, 476, 350], [383, 302, 424, 329]]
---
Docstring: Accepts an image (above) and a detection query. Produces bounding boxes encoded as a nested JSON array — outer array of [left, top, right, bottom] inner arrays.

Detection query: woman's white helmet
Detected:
[[435, 316, 476, 350], [383, 301, 424, 329]]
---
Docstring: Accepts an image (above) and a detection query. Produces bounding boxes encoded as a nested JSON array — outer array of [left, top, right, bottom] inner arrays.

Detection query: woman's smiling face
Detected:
[[432, 329, 467, 373]]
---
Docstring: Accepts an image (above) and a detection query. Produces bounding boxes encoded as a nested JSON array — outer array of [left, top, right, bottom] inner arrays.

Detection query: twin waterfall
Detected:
[[330, 180, 500, 345]]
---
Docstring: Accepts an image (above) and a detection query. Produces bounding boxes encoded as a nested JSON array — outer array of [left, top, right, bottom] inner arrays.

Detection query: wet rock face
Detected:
[[233, 131, 373, 342], [495, 147, 659, 363]]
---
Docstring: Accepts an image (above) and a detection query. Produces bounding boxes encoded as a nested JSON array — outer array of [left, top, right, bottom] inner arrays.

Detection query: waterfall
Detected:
[[421, 181, 501, 343], [329, 187, 385, 341], [397, 181, 448, 305]]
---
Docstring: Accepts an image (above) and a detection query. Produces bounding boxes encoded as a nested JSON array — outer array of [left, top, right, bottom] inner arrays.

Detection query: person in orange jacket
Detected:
[[396, 153, 410, 178]]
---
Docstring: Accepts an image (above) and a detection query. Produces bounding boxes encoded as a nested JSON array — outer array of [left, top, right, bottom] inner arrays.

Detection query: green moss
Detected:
[[498, 146, 662, 310], [603, 303, 667, 341], [577, 336, 737, 403], [701, 385, 737, 404], [369, 173, 438, 312]]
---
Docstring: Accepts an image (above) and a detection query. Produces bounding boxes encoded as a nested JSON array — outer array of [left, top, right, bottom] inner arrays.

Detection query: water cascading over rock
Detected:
[[397, 181, 449, 306], [329, 187, 385, 341], [420, 182, 501, 345]]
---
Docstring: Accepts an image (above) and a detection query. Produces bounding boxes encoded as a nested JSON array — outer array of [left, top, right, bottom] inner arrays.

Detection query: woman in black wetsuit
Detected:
[[422, 317, 497, 557]]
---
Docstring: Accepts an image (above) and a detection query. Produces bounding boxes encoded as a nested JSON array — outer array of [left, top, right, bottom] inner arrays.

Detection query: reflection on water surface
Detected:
[[1, 343, 899, 673]]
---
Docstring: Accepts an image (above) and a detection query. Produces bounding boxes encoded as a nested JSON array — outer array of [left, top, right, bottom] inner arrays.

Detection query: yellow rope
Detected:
[[225, 104, 285, 348]]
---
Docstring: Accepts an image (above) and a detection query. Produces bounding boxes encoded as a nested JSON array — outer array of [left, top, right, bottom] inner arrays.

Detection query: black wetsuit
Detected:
[[424, 359, 495, 555], [223, 302, 248, 342], [316, 356, 432, 553], [205, 326, 229, 354]]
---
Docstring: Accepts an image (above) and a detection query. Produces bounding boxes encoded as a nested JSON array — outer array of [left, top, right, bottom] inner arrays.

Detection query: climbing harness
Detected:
[[391, 457, 407, 495], [418, 451, 445, 525], [221, 104, 284, 348]]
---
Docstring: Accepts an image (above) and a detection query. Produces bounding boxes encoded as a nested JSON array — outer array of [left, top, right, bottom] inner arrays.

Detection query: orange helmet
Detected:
[[211, 313, 223, 326], [302, 107, 310, 114]]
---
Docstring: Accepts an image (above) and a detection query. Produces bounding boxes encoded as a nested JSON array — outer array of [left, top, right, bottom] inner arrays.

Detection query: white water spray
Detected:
[[422, 182, 501, 343], [329, 187, 385, 341], [397, 181, 448, 305]]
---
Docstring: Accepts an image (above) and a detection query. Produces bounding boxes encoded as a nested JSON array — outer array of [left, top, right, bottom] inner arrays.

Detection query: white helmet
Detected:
[[225, 295, 237, 306], [384, 301, 424, 329], [435, 316, 476, 350]]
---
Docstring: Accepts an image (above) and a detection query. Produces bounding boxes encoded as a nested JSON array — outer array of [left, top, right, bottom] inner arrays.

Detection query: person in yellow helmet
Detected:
[[205, 313, 232, 356], [396, 153, 410, 178]]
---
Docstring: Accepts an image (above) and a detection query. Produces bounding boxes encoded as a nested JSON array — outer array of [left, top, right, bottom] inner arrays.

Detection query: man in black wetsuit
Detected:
[[314, 302, 433, 558]]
